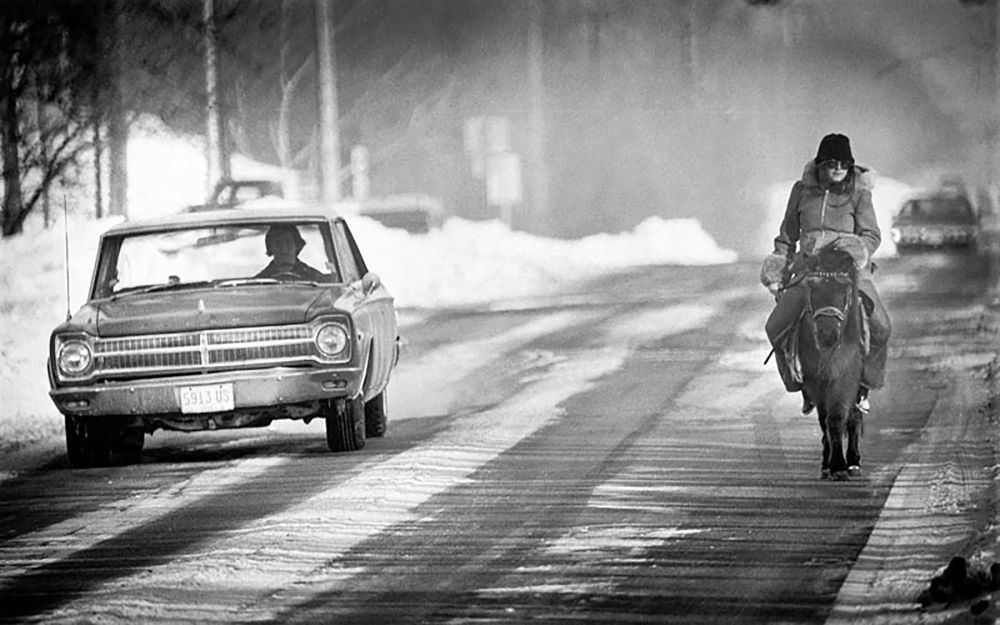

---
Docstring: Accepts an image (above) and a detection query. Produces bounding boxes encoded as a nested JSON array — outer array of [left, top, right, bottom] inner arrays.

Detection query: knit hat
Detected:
[[815, 133, 854, 165]]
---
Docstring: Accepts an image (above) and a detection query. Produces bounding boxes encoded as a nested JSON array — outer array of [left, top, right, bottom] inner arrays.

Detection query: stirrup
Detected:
[[801, 391, 815, 415], [856, 388, 870, 414]]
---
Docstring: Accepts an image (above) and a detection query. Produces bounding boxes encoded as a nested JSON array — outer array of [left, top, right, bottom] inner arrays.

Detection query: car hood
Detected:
[[87, 285, 353, 337]]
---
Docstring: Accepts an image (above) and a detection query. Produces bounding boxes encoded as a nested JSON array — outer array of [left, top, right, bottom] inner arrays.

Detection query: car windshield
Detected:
[[92, 221, 340, 299], [896, 197, 974, 224]]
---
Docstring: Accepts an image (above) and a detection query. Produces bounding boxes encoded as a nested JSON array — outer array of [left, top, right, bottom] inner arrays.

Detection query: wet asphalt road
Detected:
[[0, 249, 994, 624]]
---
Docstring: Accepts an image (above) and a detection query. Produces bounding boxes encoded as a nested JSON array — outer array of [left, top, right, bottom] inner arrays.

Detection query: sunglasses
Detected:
[[820, 159, 853, 170]]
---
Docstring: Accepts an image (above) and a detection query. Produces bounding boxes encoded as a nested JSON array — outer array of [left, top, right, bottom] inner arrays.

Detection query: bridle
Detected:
[[807, 270, 854, 323], [806, 271, 854, 321]]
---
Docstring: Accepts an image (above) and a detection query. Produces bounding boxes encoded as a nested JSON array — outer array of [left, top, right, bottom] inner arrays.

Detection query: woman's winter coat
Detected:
[[773, 160, 879, 263]]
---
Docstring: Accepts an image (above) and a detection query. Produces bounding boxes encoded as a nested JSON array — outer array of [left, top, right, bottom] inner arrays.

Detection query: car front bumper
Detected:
[[892, 226, 975, 247], [49, 366, 363, 421]]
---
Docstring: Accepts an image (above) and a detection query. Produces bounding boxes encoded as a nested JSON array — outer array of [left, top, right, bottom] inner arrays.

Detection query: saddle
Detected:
[[773, 292, 872, 387]]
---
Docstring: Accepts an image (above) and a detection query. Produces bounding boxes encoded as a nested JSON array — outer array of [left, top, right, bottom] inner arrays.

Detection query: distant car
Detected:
[[890, 193, 978, 253], [355, 194, 445, 234], [185, 178, 284, 212], [48, 205, 400, 468], [189, 182, 445, 235]]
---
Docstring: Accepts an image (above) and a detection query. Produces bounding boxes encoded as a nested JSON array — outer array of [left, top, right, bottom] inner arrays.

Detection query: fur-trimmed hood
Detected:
[[800, 160, 875, 192]]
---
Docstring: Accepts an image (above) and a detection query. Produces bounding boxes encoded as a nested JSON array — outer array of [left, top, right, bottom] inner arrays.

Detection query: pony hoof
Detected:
[[847, 465, 862, 477], [820, 468, 831, 480], [831, 470, 849, 481]]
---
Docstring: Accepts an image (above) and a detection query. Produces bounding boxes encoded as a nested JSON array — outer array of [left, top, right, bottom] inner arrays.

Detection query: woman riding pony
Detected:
[[761, 133, 891, 414]]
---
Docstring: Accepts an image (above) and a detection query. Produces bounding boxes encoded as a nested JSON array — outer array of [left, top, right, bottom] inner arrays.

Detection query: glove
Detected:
[[832, 235, 869, 270], [759, 252, 786, 293], [766, 281, 781, 300]]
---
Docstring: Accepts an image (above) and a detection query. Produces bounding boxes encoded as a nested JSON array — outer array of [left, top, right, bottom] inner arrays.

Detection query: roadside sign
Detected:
[[487, 152, 522, 208]]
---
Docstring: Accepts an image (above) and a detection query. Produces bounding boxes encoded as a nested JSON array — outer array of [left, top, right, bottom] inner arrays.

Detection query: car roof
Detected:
[[102, 203, 341, 236], [902, 189, 971, 203]]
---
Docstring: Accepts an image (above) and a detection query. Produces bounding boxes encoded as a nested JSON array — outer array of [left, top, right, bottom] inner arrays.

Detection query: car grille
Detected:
[[92, 326, 325, 378], [898, 226, 974, 245]]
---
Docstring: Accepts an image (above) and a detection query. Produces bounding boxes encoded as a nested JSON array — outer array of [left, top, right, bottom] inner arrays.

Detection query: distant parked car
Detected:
[[890, 192, 978, 253], [185, 178, 284, 212], [188, 182, 445, 235], [354, 194, 445, 234], [48, 205, 400, 468]]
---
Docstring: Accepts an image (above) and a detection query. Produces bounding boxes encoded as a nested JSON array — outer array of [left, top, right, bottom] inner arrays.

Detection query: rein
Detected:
[[813, 305, 845, 321], [809, 272, 853, 321], [805, 269, 858, 355]]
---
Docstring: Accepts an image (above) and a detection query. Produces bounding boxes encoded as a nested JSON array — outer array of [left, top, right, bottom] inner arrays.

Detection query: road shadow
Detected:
[[0, 415, 451, 621]]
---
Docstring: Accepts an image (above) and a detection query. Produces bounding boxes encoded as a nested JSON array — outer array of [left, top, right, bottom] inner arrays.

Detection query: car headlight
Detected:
[[57, 340, 93, 376], [890, 228, 901, 244], [315, 323, 349, 357]]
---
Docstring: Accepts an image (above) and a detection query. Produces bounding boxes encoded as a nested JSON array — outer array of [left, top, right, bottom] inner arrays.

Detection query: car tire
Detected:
[[325, 396, 366, 452], [65, 415, 114, 468], [364, 391, 388, 438]]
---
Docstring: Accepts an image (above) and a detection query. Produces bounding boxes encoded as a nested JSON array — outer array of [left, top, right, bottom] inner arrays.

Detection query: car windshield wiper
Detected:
[[214, 278, 281, 288], [221, 277, 325, 287], [111, 280, 212, 300]]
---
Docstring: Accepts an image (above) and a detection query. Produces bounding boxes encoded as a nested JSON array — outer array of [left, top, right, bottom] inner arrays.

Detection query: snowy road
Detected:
[[1, 253, 997, 623]]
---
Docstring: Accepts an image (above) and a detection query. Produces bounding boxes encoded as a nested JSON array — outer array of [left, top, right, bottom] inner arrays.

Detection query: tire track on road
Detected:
[[33, 299, 730, 624], [0, 311, 590, 622]]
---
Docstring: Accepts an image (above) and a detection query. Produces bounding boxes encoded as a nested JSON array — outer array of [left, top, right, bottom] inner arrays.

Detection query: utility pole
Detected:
[[203, 0, 229, 200], [990, 0, 1000, 303], [526, 1, 548, 234], [107, 0, 128, 217], [993, 1, 1000, 196], [315, 0, 342, 203]]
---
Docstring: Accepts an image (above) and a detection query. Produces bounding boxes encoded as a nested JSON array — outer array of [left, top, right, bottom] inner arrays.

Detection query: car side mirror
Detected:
[[359, 271, 381, 295]]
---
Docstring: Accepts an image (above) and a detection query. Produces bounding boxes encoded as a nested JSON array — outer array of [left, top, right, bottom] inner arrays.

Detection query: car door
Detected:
[[332, 219, 397, 399]]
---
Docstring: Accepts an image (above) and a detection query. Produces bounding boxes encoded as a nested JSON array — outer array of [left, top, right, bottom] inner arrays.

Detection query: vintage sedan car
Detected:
[[48, 206, 400, 468], [890, 192, 978, 252]]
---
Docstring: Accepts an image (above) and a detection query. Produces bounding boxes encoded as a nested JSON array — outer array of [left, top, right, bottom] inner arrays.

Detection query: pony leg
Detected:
[[826, 408, 849, 480], [846, 405, 863, 476], [818, 409, 830, 479]]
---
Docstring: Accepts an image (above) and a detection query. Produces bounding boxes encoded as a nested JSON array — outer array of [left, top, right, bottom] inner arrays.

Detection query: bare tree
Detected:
[[106, 0, 128, 218], [0, 32, 24, 236], [1, 1, 98, 236], [276, 0, 314, 192]]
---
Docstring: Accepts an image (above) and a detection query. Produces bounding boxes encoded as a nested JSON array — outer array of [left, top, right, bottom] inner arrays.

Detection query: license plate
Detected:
[[179, 383, 234, 414]]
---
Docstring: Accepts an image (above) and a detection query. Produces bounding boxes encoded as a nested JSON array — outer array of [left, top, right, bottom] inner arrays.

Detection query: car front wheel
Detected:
[[325, 396, 366, 452], [364, 391, 388, 438]]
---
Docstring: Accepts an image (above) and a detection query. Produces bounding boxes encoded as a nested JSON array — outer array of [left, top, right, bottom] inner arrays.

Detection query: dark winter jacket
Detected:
[[255, 259, 327, 281], [771, 160, 880, 264]]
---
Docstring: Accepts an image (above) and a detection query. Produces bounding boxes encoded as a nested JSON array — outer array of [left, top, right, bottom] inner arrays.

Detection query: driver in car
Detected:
[[256, 224, 327, 281]]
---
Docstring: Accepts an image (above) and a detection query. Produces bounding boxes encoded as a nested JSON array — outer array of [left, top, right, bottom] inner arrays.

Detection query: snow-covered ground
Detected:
[[10, 121, 999, 621], [0, 118, 914, 475]]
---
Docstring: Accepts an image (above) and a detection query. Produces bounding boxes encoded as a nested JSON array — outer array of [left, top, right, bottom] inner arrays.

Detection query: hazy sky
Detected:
[[327, 0, 996, 252]]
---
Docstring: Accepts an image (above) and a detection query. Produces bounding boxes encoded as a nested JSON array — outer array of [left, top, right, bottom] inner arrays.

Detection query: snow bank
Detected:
[[349, 215, 736, 309]]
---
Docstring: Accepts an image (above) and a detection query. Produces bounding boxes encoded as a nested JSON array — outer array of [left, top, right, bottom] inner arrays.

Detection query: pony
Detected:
[[797, 246, 867, 480]]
